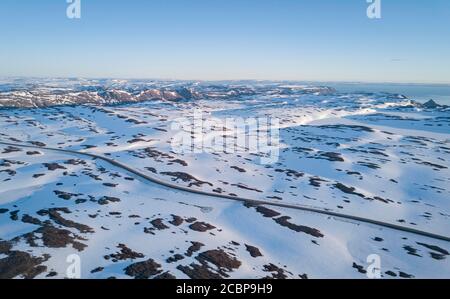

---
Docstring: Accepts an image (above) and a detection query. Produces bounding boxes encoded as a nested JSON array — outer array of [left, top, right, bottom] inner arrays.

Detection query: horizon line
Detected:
[[2, 75, 450, 86]]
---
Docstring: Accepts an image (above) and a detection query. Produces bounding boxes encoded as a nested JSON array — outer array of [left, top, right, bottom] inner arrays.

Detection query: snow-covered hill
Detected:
[[0, 79, 449, 279]]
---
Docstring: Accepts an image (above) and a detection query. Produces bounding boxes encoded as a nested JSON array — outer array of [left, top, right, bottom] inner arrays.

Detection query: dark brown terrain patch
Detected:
[[98, 196, 121, 205], [103, 183, 118, 188], [26, 151, 41, 156], [0, 240, 12, 253], [316, 125, 374, 133], [318, 152, 345, 162], [417, 242, 449, 260], [334, 183, 366, 198], [145, 167, 157, 174], [23, 225, 87, 252], [124, 259, 162, 279], [154, 272, 177, 279], [309, 177, 327, 187], [169, 159, 188, 167], [21, 214, 42, 225], [352, 262, 367, 274], [274, 216, 324, 238], [105, 244, 145, 262], [166, 254, 184, 263], [262, 263, 289, 279], [65, 159, 87, 166], [231, 166, 246, 173], [196, 249, 242, 274], [9, 210, 19, 221], [399, 271, 414, 278], [43, 163, 67, 171], [385, 270, 397, 277], [29, 141, 46, 147], [255, 206, 281, 218], [284, 169, 304, 178], [418, 161, 447, 170], [150, 218, 169, 230], [160, 172, 213, 188], [54, 190, 79, 200], [47, 208, 94, 233], [274, 169, 304, 179], [189, 222, 216, 232], [245, 244, 263, 258], [231, 183, 263, 193], [177, 263, 223, 279], [169, 215, 184, 226], [90, 267, 104, 274], [357, 161, 380, 169], [2, 146, 22, 154], [127, 138, 145, 144], [403, 245, 422, 257], [186, 241, 204, 257], [0, 251, 48, 279]]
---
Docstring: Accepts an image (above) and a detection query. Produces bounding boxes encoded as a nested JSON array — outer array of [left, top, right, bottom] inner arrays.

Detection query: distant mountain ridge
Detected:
[[0, 87, 202, 108], [0, 79, 336, 109]]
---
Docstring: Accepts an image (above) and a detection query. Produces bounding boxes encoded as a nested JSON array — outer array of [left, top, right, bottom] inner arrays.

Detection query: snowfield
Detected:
[[0, 79, 449, 279]]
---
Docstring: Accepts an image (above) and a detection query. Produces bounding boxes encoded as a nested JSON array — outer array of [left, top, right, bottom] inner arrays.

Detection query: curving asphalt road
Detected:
[[1, 140, 449, 243]]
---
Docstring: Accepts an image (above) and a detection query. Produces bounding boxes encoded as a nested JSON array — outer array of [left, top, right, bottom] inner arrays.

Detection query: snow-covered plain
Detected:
[[0, 79, 449, 279]]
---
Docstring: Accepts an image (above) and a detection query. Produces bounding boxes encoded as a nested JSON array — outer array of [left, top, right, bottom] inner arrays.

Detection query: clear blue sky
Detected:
[[1, 0, 449, 83]]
